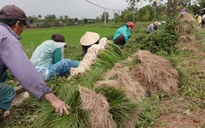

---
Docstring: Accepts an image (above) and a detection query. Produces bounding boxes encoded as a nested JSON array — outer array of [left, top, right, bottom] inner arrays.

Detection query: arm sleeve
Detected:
[[151, 24, 154, 31], [53, 48, 62, 64], [146, 25, 150, 32], [1, 43, 52, 100], [121, 28, 130, 42]]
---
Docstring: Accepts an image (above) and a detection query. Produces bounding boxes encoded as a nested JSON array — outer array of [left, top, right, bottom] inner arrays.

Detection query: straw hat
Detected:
[[154, 21, 158, 26], [80, 31, 100, 46]]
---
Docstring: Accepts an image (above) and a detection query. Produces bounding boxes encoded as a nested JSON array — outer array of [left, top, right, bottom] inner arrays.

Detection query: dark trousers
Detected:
[[114, 34, 126, 46]]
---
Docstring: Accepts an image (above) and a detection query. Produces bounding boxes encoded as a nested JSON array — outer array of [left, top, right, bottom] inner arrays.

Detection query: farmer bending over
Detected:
[[113, 21, 135, 48], [0, 5, 70, 121], [146, 21, 159, 34], [30, 34, 79, 82]]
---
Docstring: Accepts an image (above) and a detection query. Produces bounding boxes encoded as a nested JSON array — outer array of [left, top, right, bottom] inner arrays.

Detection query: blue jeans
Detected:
[[0, 72, 16, 110], [35, 59, 79, 82]]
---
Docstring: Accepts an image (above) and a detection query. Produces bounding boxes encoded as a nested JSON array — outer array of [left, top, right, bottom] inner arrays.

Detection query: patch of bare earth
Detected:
[[155, 13, 205, 128], [92, 12, 205, 128]]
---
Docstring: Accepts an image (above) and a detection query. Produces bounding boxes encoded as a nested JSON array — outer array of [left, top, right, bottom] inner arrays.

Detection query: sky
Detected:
[[0, 0, 148, 19]]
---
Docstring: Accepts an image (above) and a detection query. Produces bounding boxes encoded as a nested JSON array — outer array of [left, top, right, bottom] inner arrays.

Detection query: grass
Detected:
[[2, 20, 205, 127], [21, 26, 117, 57], [21, 26, 117, 45]]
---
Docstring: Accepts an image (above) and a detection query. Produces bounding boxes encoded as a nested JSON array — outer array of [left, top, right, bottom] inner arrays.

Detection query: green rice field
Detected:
[[20, 26, 117, 58]]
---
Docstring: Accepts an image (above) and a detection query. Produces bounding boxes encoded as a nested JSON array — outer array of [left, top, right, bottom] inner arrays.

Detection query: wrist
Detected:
[[44, 92, 58, 103]]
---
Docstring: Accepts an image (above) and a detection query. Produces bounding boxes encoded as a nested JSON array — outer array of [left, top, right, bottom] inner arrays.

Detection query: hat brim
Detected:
[[80, 31, 100, 46], [24, 20, 31, 28]]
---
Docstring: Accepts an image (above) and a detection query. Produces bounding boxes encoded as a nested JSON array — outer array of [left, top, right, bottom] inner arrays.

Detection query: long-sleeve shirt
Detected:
[[30, 40, 66, 67], [0, 22, 52, 100], [113, 25, 131, 43], [146, 23, 158, 33]]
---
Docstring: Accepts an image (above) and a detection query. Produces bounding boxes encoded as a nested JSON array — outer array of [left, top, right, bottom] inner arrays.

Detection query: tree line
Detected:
[[27, 0, 205, 28]]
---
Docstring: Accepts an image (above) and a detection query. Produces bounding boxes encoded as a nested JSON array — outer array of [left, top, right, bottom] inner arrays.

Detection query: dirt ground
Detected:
[[3, 12, 205, 128], [154, 13, 205, 128], [96, 12, 205, 128]]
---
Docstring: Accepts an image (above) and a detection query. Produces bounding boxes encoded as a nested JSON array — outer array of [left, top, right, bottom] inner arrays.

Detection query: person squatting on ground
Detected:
[[0, 5, 70, 121], [30, 34, 79, 82], [113, 21, 135, 48], [67, 31, 107, 80], [80, 31, 100, 56], [146, 21, 159, 34]]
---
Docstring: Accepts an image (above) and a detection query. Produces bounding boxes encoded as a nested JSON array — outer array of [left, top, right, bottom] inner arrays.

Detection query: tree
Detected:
[[95, 16, 101, 23], [27, 15, 38, 24], [74, 18, 79, 24], [122, 10, 134, 22], [126, 0, 145, 22], [83, 18, 88, 24], [64, 15, 69, 20], [44, 14, 57, 27], [114, 12, 123, 22], [100, 11, 109, 23], [166, 0, 178, 19], [138, 5, 154, 21], [38, 15, 42, 19]]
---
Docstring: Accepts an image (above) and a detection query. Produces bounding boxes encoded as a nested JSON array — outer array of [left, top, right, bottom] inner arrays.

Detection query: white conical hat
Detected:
[[80, 31, 100, 46]]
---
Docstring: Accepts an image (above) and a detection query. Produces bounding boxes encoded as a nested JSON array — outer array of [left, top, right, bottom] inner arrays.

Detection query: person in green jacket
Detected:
[[30, 34, 79, 81], [113, 21, 135, 48]]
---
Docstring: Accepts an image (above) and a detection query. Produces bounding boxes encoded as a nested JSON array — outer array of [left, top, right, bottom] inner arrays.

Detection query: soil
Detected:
[[2, 12, 205, 128], [96, 12, 205, 128], [154, 13, 205, 128]]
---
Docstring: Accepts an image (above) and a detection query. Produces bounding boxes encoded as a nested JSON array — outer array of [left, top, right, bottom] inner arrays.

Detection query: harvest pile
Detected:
[[33, 37, 180, 127]]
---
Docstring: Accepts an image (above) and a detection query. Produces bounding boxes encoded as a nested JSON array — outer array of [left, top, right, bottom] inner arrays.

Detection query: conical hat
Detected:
[[80, 31, 100, 46]]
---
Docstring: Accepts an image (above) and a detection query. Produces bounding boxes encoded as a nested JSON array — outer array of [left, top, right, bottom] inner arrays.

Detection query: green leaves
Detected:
[[139, 18, 178, 55]]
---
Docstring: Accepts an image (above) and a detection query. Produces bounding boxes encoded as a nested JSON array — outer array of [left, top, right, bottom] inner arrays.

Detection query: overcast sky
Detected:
[[0, 0, 148, 19]]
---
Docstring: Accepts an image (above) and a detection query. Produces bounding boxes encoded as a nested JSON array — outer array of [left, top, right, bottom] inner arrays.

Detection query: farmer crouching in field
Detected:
[[146, 21, 159, 34], [0, 5, 70, 121], [113, 21, 135, 48], [80, 31, 100, 56], [30, 34, 79, 82]]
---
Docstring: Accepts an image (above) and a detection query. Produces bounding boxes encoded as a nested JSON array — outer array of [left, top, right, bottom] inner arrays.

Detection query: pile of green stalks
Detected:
[[33, 42, 139, 128]]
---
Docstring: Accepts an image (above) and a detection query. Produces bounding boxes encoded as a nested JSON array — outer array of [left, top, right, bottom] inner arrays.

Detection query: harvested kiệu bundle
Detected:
[[95, 42, 125, 68], [96, 62, 145, 102], [67, 37, 108, 81], [33, 40, 140, 128], [32, 84, 90, 128], [131, 50, 179, 96], [94, 86, 139, 128], [79, 86, 116, 128], [68, 38, 124, 81]]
